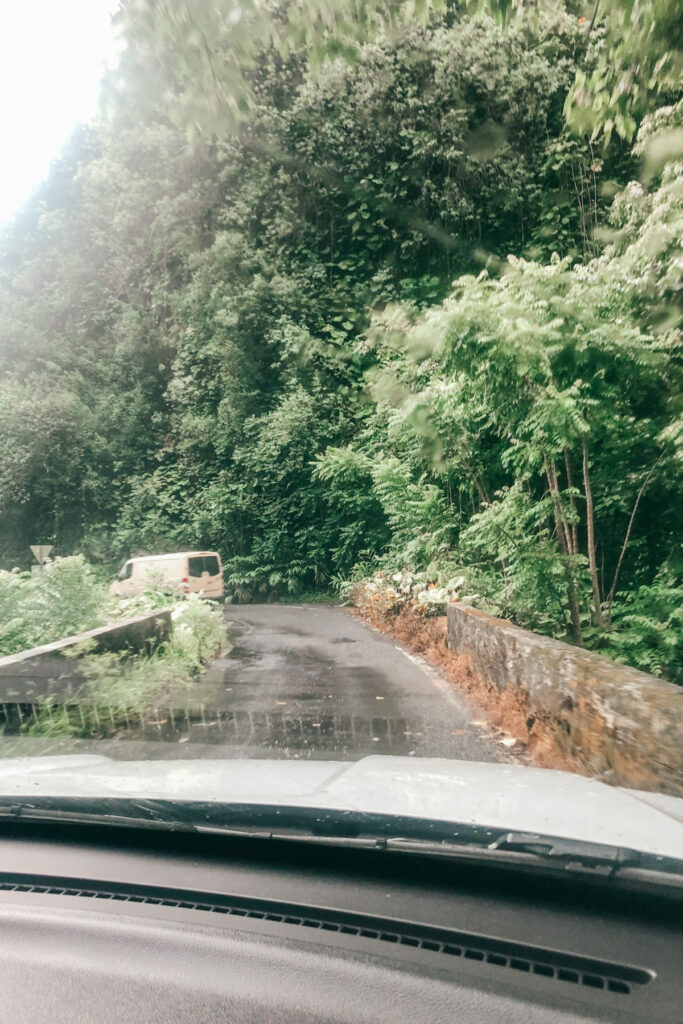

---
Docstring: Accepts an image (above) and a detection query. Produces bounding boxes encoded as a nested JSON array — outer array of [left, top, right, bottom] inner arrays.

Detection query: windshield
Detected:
[[0, 0, 681, 863], [189, 555, 220, 577]]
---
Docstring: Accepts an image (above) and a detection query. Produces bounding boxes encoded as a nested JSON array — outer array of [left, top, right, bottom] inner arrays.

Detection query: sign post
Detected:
[[30, 545, 53, 569]]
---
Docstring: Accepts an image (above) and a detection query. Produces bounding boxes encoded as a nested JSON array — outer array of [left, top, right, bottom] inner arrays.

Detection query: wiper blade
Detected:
[[0, 797, 495, 843], [0, 801, 195, 833], [0, 798, 399, 844], [1, 798, 680, 888]]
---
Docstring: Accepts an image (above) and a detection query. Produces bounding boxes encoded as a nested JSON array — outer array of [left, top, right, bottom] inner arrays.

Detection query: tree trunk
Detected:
[[546, 457, 574, 557], [563, 447, 579, 556], [545, 455, 583, 647], [460, 452, 490, 507], [605, 456, 662, 625], [582, 438, 604, 627]]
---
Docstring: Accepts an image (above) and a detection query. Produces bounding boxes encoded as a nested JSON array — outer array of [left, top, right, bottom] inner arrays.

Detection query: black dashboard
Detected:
[[0, 822, 679, 1023]]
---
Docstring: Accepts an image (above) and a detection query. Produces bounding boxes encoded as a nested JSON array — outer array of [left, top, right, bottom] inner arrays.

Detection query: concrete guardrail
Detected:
[[0, 611, 172, 703], [447, 602, 683, 795]]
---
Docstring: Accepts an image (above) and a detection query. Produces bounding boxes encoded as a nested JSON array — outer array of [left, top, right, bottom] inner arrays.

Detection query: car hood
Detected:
[[0, 755, 681, 859]]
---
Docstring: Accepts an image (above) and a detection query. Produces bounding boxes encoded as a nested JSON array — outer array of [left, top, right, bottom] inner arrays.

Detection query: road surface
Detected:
[[0, 604, 509, 763], [177, 604, 507, 762]]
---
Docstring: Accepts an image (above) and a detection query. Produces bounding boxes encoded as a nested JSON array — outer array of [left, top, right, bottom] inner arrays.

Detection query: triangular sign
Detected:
[[30, 545, 53, 563]]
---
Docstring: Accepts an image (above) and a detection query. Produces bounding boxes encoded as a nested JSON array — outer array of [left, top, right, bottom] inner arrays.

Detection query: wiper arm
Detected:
[[1, 798, 680, 889], [383, 831, 683, 889], [487, 832, 638, 875], [383, 831, 635, 872]]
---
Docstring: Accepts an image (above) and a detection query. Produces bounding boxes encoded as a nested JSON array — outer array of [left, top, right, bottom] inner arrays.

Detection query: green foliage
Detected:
[[169, 595, 228, 669], [459, 483, 581, 635], [360, 569, 472, 613], [0, 557, 105, 655], [565, 0, 683, 142], [114, 0, 448, 137], [469, 0, 682, 144], [22, 592, 226, 739], [0, 556, 225, 698], [0, 121, 220, 566], [599, 568, 683, 681], [0, 4, 680, 684], [369, 456, 452, 567], [117, 0, 681, 146], [329, 122, 682, 675], [0, 379, 107, 565]]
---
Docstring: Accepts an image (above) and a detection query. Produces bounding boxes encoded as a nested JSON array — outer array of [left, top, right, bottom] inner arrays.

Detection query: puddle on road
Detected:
[[225, 643, 258, 663]]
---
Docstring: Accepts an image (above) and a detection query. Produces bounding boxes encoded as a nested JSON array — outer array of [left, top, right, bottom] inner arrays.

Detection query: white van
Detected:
[[110, 551, 224, 601]]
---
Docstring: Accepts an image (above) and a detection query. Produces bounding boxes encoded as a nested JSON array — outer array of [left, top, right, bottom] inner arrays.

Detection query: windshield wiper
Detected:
[[0, 798, 680, 889], [383, 832, 640, 874], [490, 832, 638, 873]]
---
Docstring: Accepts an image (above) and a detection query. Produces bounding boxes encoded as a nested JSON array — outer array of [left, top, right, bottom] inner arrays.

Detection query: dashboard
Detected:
[[0, 822, 679, 1023]]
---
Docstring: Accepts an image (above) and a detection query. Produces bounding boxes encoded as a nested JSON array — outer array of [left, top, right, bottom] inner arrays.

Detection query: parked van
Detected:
[[110, 551, 224, 601]]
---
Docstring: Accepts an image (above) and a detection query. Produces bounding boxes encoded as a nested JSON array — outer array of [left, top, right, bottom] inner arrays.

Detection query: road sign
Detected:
[[30, 545, 53, 565]]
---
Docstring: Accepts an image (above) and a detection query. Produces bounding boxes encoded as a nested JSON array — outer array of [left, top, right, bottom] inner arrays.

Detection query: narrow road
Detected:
[[181, 604, 508, 762]]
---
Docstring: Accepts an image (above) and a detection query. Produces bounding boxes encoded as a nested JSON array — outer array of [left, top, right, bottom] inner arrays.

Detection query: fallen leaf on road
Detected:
[[178, 736, 189, 743], [451, 730, 466, 736], [499, 736, 517, 747], [375, 696, 384, 700], [277, 701, 287, 705]]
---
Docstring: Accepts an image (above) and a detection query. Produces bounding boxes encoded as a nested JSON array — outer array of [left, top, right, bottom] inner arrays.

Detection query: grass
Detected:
[[23, 596, 226, 739]]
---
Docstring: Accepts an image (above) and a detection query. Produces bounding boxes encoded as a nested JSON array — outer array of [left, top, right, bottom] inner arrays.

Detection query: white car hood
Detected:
[[0, 754, 682, 859]]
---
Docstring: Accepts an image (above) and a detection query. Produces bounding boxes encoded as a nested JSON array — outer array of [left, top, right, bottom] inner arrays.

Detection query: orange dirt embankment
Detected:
[[354, 600, 587, 776]]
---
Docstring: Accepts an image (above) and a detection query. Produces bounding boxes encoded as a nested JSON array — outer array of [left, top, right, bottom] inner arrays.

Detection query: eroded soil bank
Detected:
[[354, 591, 683, 797]]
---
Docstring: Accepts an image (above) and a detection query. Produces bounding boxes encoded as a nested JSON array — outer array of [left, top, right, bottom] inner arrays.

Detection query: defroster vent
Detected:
[[0, 875, 653, 996]]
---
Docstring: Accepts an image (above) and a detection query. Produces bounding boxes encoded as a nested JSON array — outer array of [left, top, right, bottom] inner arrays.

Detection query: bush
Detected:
[[600, 572, 683, 682], [0, 556, 105, 655], [169, 596, 226, 670]]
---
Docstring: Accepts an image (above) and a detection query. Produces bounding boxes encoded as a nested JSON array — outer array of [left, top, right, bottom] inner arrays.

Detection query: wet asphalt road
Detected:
[[179, 604, 507, 763], [0, 604, 509, 763]]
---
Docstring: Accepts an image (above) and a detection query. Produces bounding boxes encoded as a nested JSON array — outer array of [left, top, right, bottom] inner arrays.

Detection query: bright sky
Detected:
[[0, 0, 121, 227]]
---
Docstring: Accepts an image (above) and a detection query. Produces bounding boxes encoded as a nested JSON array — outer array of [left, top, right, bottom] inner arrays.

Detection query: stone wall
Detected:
[[447, 603, 683, 795], [0, 611, 172, 703]]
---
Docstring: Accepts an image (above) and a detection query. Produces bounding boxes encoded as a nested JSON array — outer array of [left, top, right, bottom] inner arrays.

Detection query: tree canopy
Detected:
[[0, 0, 680, 680]]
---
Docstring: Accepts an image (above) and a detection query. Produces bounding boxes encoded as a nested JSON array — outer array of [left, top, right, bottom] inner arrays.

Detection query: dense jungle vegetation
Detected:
[[0, 0, 681, 680]]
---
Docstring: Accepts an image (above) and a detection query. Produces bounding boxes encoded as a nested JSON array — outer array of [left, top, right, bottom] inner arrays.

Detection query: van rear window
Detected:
[[188, 555, 220, 577]]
